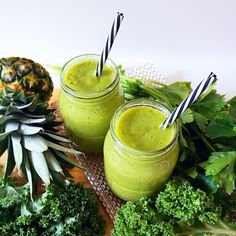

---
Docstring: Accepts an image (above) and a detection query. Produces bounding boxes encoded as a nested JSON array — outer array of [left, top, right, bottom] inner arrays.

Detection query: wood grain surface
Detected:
[[0, 89, 113, 236]]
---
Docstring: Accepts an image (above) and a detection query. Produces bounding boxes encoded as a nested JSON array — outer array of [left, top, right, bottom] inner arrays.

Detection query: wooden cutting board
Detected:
[[0, 89, 113, 236]]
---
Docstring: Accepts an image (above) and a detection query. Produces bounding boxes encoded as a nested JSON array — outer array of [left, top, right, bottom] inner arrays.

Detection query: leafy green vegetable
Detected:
[[112, 177, 236, 236], [0, 179, 104, 236], [200, 151, 236, 194], [112, 197, 175, 236], [155, 177, 219, 227]]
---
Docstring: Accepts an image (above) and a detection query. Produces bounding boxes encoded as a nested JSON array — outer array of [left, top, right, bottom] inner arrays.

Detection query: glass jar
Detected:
[[59, 54, 124, 153], [104, 99, 179, 202]]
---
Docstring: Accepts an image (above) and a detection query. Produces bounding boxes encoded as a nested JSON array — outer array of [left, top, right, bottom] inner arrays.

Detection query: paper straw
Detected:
[[96, 12, 124, 77], [161, 72, 217, 129]]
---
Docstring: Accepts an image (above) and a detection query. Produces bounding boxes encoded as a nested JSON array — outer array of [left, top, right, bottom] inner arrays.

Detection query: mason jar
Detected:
[[59, 54, 124, 153], [104, 99, 179, 202]]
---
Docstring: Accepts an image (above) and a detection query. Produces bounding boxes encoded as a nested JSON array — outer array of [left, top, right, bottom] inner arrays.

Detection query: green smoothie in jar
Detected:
[[59, 54, 124, 153], [104, 99, 179, 202]]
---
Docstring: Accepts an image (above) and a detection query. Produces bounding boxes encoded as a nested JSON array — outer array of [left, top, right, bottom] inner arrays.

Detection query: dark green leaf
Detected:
[[52, 150, 85, 170], [158, 82, 192, 106], [192, 90, 226, 118], [200, 152, 236, 194], [4, 137, 15, 178], [193, 111, 208, 132], [0, 138, 7, 156]]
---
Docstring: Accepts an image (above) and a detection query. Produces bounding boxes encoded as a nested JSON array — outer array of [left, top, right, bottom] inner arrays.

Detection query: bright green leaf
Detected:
[[180, 108, 194, 124]]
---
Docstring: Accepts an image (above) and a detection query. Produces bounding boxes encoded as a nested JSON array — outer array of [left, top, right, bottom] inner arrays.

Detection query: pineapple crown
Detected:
[[0, 88, 84, 198]]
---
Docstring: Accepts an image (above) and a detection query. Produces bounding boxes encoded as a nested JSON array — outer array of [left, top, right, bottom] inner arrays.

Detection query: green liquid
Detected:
[[116, 106, 175, 151], [59, 59, 124, 152], [64, 60, 115, 92], [104, 104, 179, 201]]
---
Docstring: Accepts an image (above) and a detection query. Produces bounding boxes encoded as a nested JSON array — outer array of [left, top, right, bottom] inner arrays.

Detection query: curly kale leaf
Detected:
[[113, 177, 236, 236], [0, 180, 104, 236], [112, 198, 175, 236], [155, 177, 220, 227]]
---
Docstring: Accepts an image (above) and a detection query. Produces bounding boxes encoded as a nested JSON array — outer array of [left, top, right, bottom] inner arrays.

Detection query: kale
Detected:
[[0, 180, 104, 236], [112, 177, 236, 236]]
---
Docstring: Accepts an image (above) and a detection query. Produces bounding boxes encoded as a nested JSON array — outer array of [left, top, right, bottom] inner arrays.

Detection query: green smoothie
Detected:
[[116, 106, 175, 151], [59, 54, 124, 153], [104, 100, 179, 201], [64, 60, 114, 92]]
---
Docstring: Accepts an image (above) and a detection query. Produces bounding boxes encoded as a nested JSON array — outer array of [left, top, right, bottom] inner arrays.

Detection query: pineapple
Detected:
[[0, 57, 53, 102], [0, 57, 84, 198]]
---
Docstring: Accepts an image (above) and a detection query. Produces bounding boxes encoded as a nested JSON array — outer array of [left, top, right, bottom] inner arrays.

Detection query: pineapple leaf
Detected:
[[4, 137, 16, 178], [0, 131, 13, 142], [24, 114, 46, 118], [5, 120, 19, 132], [11, 133, 23, 169], [6, 106, 24, 115], [24, 134, 48, 152], [23, 149, 34, 198], [19, 124, 43, 135], [20, 156, 27, 179], [44, 149, 63, 173], [0, 115, 17, 125], [47, 141, 82, 155], [15, 101, 33, 109], [19, 117, 46, 124], [29, 151, 51, 186], [52, 150, 74, 169], [0, 138, 7, 156], [0, 105, 7, 112], [1, 96, 11, 106], [62, 167, 73, 178], [13, 90, 27, 103], [42, 131, 72, 143], [49, 170, 65, 187], [53, 149, 86, 170]]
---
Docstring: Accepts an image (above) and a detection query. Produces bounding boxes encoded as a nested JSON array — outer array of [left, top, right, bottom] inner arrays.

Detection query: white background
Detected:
[[1, 0, 235, 98]]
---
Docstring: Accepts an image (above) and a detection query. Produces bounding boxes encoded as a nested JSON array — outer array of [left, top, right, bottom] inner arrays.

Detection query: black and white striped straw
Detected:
[[96, 12, 124, 77], [161, 72, 217, 129]]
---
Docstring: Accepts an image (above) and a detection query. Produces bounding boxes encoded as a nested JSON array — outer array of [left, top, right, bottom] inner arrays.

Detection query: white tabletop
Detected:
[[1, 0, 235, 98]]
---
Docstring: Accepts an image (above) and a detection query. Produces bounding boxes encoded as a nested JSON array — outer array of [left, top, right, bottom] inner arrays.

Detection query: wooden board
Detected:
[[0, 89, 113, 236]]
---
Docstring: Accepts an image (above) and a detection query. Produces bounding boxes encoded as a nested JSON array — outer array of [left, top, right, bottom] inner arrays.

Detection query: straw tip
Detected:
[[117, 12, 124, 17], [210, 72, 217, 78]]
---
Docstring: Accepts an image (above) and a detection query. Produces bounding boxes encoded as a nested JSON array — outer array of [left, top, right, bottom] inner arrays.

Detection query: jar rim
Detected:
[[60, 54, 120, 99], [110, 99, 179, 159]]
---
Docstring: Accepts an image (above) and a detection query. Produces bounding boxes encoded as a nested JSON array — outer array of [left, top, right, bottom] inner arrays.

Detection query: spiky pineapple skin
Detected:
[[0, 57, 53, 102]]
